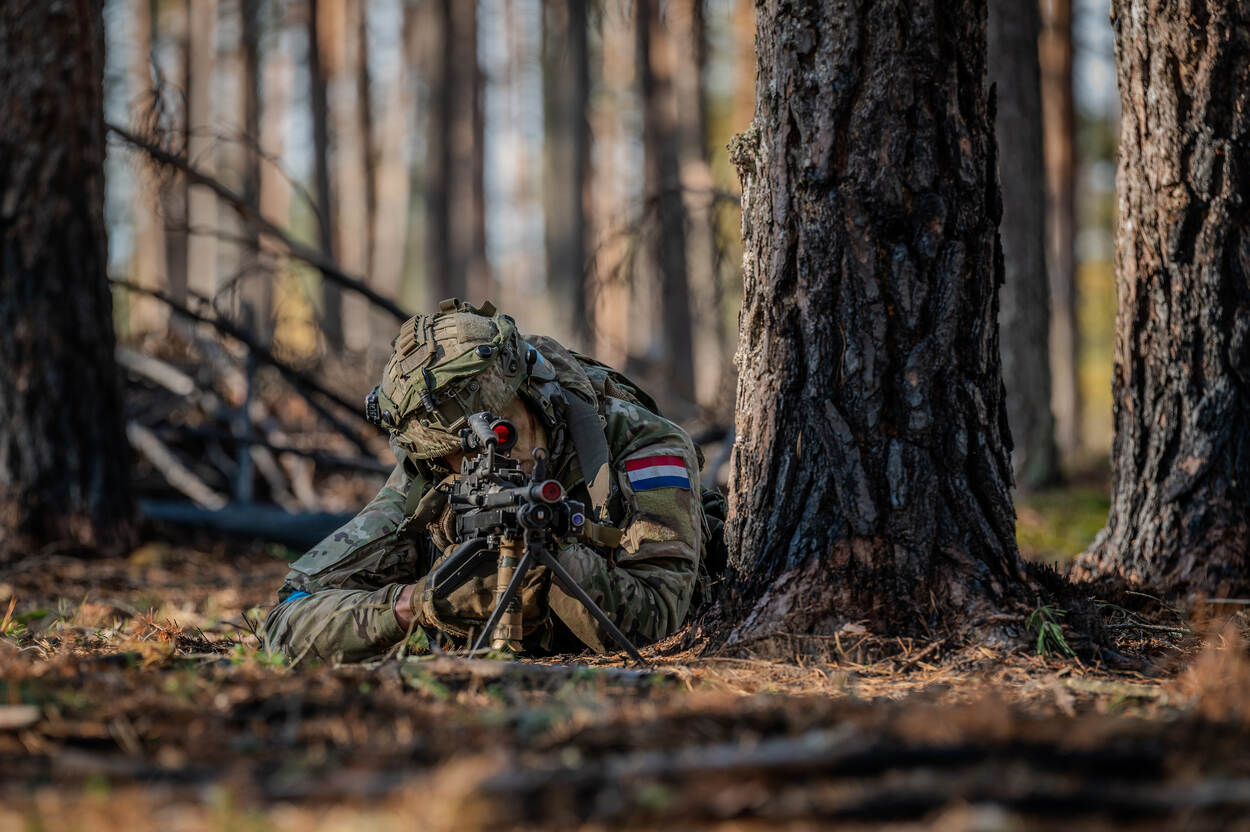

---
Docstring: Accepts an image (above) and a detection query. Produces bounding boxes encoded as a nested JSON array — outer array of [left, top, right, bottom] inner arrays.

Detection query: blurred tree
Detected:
[[588, 3, 634, 369], [636, 0, 695, 409], [1076, 1, 1250, 595], [126, 0, 170, 337], [328, 0, 372, 353], [307, 0, 340, 348], [671, 0, 732, 412], [424, 0, 491, 306], [988, 0, 1059, 489], [239, 0, 273, 342], [543, 0, 592, 350], [159, 1, 191, 308], [1039, 0, 1080, 460], [186, 0, 219, 301], [0, 0, 135, 548], [724, 0, 1029, 640]]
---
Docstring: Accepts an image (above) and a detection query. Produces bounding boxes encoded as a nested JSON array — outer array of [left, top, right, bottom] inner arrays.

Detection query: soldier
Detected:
[[263, 299, 706, 664]]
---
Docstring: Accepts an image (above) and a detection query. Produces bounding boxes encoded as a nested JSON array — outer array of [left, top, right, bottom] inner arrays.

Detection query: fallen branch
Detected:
[[107, 122, 409, 322], [111, 279, 380, 455], [126, 422, 228, 510], [137, 500, 354, 548], [153, 424, 392, 475], [115, 346, 195, 396]]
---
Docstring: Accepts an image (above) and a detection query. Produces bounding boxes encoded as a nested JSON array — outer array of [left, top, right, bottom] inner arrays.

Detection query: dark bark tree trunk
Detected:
[[1039, 0, 1081, 460], [988, 0, 1059, 489], [308, 0, 342, 350], [543, 0, 592, 350], [1075, 1, 1250, 596], [724, 0, 1029, 641], [425, 0, 491, 307], [637, 0, 696, 409], [0, 0, 135, 548]]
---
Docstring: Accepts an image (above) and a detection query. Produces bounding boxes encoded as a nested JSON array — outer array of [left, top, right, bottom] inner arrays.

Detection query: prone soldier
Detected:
[[262, 299, 707, 663]]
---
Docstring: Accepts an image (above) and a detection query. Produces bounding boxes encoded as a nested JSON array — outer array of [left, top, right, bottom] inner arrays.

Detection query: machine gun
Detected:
[[425, 412, 645, 665]]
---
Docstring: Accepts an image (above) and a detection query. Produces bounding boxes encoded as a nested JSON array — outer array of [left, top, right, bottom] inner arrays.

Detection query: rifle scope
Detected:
[[461, 413, 517, 452]]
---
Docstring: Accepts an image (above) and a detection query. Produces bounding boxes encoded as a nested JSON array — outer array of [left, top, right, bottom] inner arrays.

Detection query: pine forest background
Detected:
[[104, 0, 1117, 559]]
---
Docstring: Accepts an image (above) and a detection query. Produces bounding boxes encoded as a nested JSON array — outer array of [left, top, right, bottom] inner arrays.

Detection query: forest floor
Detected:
[[5, 496, 1250, 831]]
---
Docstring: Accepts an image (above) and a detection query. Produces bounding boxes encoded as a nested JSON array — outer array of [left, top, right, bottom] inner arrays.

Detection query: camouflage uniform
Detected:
[[262, 305, 704, 664]]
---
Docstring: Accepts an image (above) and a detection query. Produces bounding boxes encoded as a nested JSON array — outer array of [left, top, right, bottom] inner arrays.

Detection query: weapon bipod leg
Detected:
[[471, 540, 647, 666]]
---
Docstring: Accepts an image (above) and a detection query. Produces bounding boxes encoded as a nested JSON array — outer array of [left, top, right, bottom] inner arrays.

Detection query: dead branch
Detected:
[[106, 121, 409, 322], [126, 422, 228, 510], [137, 499, 354, 548], [111, 278, 380, 456]]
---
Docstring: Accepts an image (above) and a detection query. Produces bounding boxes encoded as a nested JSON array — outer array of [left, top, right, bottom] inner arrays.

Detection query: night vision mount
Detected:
[[426, 411, 645, 665]]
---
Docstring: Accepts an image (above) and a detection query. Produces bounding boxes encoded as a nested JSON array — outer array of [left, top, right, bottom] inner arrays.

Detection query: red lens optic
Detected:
[[492, 424, 513, 444], [540, 481, 562, 502]]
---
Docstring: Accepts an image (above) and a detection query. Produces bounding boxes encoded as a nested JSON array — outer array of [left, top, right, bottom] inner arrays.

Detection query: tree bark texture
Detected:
[[1039, 0, 1081, 459], [988, 0, 1059, 489], [425, 0, 492, 307], [1075, 1, 1250, 595], [636, 0, 696, 410], [726, 0, 1027, 640], [543, 0, 592, 350], [0, 0, 135, 547]]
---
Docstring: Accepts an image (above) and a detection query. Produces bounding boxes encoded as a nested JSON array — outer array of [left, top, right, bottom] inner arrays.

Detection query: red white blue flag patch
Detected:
[[625, 455, 690, 490]]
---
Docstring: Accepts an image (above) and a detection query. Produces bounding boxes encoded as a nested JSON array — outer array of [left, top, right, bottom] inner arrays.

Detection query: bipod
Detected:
[[470, 536, 647, 666]]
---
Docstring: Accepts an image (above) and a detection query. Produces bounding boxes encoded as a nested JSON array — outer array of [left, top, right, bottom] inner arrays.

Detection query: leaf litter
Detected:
[[3, 544, 1250, 830]]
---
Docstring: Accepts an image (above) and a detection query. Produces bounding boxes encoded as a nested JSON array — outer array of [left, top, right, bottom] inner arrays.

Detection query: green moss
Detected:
[[1016, 487, 1110, 564]]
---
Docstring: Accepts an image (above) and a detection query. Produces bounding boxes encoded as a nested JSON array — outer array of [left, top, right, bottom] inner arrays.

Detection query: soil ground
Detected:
[[5, 526, 1250, 832]]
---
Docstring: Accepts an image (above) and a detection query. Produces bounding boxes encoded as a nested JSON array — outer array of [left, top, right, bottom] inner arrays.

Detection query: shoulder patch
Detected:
[[625, 454, 690, 490]]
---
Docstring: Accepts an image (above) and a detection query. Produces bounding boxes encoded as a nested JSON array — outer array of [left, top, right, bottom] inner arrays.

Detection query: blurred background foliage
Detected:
[[100, 0, 1122, 562]]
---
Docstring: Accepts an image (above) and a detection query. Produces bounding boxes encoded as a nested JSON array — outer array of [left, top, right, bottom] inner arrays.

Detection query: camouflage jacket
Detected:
[[263, 343, 705, 664]]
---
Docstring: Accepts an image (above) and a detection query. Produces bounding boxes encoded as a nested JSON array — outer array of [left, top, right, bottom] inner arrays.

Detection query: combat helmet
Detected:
[[366, 299, 563, 460]]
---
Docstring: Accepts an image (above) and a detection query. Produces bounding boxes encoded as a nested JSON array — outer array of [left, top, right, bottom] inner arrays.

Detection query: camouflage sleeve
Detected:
[[262, 584, 409, 664], [549, 442, 703, 649], [261, 457, 427, 663]]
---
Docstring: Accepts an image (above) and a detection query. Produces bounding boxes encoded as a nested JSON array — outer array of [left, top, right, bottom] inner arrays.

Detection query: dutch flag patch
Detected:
[[625, 455, 691, 491]]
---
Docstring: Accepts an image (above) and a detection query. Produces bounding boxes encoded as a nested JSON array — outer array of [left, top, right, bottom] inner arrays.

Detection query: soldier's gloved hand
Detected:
[[395, 558, 551, 641]]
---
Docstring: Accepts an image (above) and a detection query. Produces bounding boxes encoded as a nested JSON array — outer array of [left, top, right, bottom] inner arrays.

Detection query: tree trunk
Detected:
[[329, 0, 371, 353], [725, 0, 1028, 641], [988, 0, 1059, 489], [185, 0, 218, 301], [672, 0, 732, 412], [1074, 1, 1250, 596], [239, 0, 272, 342], [126, 0, 170, 337], [425, 0, 491, 307], [588, 3, 633, 370], [0, 0, 135, 548], [636, 0, 696, 411], [1039, 0, 1080, 460], [308, 0, 341, 349], [160, 2, 190, 308], [259, 32, 293, 333], [369, 3, 413, 333], [542, 0, 592, 350]]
